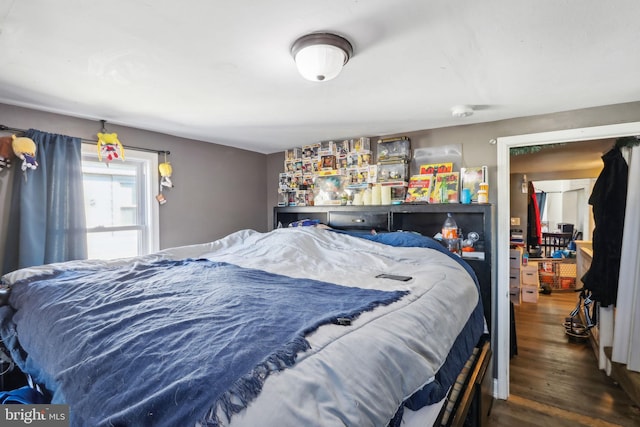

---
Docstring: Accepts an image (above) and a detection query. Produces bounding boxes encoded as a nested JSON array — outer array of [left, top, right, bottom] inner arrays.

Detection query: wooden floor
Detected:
[[487, 292, 640, 426]]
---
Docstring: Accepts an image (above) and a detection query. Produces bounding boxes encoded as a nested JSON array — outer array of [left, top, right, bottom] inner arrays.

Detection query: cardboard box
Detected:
[[509, 248, 522, 269], [510, 287, 521, 305], [521, 262, 539, 286], [521, 285, 539, 303], [509, 269, 521, 288]]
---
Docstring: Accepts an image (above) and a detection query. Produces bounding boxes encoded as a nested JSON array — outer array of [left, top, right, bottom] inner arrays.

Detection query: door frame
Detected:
[[495, 121, 640, 399]]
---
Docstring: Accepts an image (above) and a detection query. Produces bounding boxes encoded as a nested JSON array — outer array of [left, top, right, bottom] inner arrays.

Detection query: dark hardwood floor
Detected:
[[487, 292, 640, 426]]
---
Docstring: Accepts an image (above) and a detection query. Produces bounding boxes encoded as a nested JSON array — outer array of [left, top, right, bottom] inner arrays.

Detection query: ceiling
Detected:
[[1, 1, 639, 154]]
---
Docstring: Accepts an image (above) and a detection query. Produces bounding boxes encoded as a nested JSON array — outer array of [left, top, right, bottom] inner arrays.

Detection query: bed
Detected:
[[0, 226, 489, 427]]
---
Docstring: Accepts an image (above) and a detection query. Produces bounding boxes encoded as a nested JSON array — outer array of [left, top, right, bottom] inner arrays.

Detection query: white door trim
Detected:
[[495, 121, 640, 399]]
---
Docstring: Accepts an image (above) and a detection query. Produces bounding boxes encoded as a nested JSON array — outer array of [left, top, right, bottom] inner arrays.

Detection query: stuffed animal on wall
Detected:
[[97, 132, 125, 163], [0, 136, 15, 171], [11, 135, 38, 171]]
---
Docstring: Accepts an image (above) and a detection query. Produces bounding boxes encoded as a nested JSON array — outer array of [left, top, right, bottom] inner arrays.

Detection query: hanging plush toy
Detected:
[[159, 161, 173, 190], [11, 135, 38, 171], [97, 132, 125, 163], [0, 136, 15, 172]]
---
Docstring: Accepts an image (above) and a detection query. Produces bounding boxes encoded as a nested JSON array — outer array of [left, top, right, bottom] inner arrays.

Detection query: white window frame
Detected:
[[81, 143, 160, 257]]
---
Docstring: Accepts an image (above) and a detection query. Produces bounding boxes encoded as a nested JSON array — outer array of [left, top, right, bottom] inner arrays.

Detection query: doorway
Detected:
[[533, 178, 594, 242], [494, 121, 640, 399]]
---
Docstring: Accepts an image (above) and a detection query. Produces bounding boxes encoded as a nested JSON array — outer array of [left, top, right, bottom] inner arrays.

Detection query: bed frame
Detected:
[[274, 204, 495, 427]]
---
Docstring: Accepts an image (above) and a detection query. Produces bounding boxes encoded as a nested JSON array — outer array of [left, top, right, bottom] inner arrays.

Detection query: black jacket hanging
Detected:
[[527, 181, 542, 250], [581, 146, 628, 307]]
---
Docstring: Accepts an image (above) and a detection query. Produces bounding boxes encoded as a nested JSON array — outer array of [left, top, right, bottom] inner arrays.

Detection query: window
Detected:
[[81, 144, 159, 259]]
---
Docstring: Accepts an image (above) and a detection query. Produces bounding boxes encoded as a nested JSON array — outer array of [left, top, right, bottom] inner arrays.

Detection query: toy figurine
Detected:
[[97, 132, 125, 163], [12, 134, 38, 171], [159, 162, 173, 190]]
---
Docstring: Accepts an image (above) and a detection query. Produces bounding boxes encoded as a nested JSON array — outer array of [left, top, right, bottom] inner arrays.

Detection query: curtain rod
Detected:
[[0, 124, 170, 156]]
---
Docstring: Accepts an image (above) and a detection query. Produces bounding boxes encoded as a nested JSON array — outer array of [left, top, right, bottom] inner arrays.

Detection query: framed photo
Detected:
[[429, 172, 459, 203], [460, 166, 488, 203], [405, 174, 432, 203], [419, 162, 453, 175]]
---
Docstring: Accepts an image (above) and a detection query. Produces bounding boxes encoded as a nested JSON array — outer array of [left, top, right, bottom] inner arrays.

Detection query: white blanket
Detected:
[[3, 228, 479, 427]]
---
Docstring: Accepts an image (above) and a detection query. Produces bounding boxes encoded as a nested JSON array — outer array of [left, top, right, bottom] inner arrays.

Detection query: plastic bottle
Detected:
[[478, 182, 489, 204], [442, 213, 459, 253], [442, 213, 458, 239], [522, 250, 529, 266]]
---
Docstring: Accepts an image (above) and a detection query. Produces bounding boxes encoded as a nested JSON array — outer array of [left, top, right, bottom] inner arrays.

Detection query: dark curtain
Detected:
[[2, 129, 87, 274]]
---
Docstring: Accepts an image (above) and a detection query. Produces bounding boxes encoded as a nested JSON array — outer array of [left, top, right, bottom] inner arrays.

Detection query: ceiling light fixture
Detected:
[[291, 32, 353, 82], [451, 105, 474, 118]]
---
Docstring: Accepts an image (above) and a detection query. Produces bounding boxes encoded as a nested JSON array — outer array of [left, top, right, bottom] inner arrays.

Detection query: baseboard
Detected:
[[604, 346, 640, 407]]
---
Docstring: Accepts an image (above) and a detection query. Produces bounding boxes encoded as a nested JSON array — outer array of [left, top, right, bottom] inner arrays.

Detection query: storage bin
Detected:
[[521, 285, 539, 303], [509, 248, 523, 269], [521, 262, 539, 286], [509, 269, 521, 288], [510, 286, 521, 305]]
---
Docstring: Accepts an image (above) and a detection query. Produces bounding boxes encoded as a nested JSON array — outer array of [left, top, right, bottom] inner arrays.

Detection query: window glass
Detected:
[[81, 144, 159, 260]]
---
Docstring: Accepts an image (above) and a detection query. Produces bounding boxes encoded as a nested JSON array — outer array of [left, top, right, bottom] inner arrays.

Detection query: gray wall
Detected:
[[0, 104, 268, 273], [267, 101, 640, 228], [4, 101, 640, 273]]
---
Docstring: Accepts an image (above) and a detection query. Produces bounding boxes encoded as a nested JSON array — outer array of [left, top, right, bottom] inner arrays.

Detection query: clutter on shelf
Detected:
[[278, 136, 488, 207]]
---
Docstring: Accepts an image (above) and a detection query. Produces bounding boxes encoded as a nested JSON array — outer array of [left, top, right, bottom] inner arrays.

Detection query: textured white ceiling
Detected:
[[1, 1, 639, 154]]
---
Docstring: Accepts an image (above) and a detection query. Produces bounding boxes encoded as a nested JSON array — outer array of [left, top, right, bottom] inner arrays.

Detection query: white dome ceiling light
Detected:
[[451, 105, 474, 118], [291, 33, 353, 82]]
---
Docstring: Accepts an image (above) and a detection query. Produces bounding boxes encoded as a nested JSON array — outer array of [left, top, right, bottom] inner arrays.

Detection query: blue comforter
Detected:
[[0, 259, 407, 426]]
